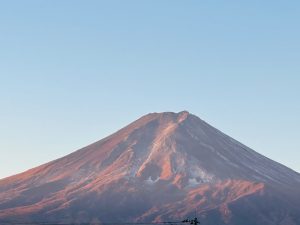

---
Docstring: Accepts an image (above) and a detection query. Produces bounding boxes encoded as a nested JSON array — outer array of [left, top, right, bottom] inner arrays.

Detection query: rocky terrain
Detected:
[[1, 111, 300, 225]]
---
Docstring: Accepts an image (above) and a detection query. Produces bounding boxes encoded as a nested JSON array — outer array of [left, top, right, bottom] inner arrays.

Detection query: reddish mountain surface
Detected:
[[1, 111, 300, 225]]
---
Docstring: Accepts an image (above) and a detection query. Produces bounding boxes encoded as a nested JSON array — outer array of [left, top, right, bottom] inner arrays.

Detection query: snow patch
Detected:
[[186, 158, 215, 187], [145, 176, 159, 185]]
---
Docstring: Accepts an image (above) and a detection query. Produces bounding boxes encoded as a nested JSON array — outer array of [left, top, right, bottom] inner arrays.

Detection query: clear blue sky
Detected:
[[0, 1, 299, 178]]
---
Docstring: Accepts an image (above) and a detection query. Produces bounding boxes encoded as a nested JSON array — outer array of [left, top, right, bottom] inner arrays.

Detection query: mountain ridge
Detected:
[[0, 111, 300, 225]]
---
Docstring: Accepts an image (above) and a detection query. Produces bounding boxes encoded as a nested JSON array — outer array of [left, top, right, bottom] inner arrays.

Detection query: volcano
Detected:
[[1, 111, 300, 225]]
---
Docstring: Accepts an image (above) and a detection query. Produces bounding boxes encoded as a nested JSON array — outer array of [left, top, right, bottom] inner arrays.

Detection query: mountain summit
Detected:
[[1, 111, 300, 225]]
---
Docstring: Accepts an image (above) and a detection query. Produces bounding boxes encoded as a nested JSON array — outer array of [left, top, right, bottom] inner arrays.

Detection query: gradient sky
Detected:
[[0, 1, 299, 178]]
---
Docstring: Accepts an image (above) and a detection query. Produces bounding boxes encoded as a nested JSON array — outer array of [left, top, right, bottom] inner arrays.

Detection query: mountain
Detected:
[[1, 111, 300, 225]]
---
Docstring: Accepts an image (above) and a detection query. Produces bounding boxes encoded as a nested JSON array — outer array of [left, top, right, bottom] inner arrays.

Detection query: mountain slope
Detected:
[[0, 111, 300, 225]]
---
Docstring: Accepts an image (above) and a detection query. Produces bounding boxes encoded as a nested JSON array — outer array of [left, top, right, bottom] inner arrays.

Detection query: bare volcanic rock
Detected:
[[1, 111, 300, 225]]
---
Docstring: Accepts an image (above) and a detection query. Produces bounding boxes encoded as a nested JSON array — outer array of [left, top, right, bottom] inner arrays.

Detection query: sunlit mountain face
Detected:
[[1, 111, 300, 225]]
